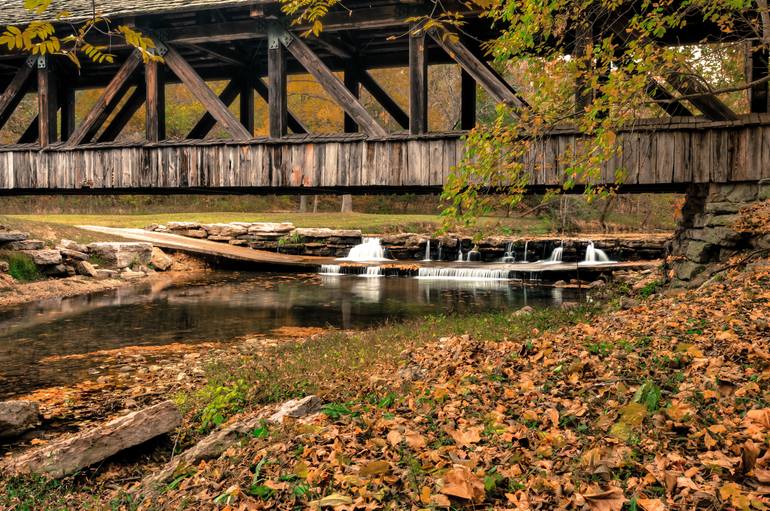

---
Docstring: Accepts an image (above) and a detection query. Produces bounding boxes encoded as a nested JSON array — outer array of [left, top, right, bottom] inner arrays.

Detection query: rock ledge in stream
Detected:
[[0, 401, 41, 439], [3, 400, 181, 478]]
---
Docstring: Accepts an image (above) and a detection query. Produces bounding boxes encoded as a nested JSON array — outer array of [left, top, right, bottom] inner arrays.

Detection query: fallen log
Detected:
[[3, 401, 181, 479], [131, 395, 321, 499]]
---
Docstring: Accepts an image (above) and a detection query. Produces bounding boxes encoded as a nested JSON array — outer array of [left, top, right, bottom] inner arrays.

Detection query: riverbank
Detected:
[[2, 254, 767, 509]]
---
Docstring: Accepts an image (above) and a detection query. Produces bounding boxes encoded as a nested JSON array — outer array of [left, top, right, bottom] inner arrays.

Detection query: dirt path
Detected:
[[77, 226, 336, 268]]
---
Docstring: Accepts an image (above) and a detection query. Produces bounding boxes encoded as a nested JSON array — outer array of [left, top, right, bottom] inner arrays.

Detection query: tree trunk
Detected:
[[341, 194, 353, 213], [312, 195, 319, 213], [299, 195, 308, 213]]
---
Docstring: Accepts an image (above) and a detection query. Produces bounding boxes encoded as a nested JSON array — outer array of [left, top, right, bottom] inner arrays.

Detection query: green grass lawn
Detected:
[[7, 212, 552, 237]]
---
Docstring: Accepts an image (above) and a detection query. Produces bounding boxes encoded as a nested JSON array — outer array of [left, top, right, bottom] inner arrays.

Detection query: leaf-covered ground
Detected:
[[126, 258, 770, 510], [1, 258, 768, 510]]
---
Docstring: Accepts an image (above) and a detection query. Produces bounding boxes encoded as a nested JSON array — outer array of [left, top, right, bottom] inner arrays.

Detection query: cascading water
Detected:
[[522, 240, 529, 263], [423, 239, 432, 261], [541, 243, 563, 264], [437, 241, 443, 261], [417, 267, 511, 280], [502, 241, 515, 263], [457, 250, 464, 262], [341, 237, 390, 261], [319, 264, 342, 275], [361, 266, 384, 277], [581, 241, 612, 265]]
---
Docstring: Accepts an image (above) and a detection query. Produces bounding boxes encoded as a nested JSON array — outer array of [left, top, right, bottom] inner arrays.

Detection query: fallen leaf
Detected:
[[583, 487, 626, 511], [359, 460, 390, 477], [440, 465, 485, 502], [311, 493, 353, 507], [637, 498, 665, 511]]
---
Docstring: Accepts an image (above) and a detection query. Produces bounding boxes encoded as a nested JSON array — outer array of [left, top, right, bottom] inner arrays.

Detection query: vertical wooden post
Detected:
[[460, 69, 476, 130], [145, 59, 166, 142], [60, 82, 75, 142], [409, 22, 428, 134], [268, 27, 288, 138], [748, 42, 769, 113], [574, 22, 593, 114], [37, 56, 58, 147], [239, 77, 255, 135], [343, 66, 359, 133]]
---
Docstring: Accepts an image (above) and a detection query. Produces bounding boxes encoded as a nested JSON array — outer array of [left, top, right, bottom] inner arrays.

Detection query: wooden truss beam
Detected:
[[268, 32, 288, 138], [645, 79, 693, 117], [276, 27, 387, 137], [748, 42, 769, 113], [427, 30, 527, 109], [247, 75, 308, 134], [187, 79, 241, 139], [163, 43, 251, 140], [358, 69, 409, 130], [344, 66, 359, 133], [460, 69, 476, 129], [409, 23, 428, 134], [145, 59, 166, 142], [37, 56, 58, 147], [665, 72, 738, 121], [66, 50, 143, 146], [0, 57, 36, 132], [98, 84, 146, 142]]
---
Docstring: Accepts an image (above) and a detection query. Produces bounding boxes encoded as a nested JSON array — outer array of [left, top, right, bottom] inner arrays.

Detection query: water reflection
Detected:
[[0, 272, 578, 398]]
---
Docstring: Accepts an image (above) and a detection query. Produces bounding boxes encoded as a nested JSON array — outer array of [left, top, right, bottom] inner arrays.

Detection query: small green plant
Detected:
[[4, 252, 41, 282], [197, 379, 248, 430], [278, 233, 305, 247], [321, 402, 356, 420], [633, 380, 662, 412], [638, 280, 663, 298]]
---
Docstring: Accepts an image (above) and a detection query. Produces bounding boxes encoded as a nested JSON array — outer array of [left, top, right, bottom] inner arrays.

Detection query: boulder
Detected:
[[59, 239, 88, 253], [268, 395, 322, 424], [22, 249, 63, 266], [0, 230, 29, 242], [86, 242, 152, 269], [3, 401, 181, 479], [42, 264, 68, 276], [293, 228, 362, 239], [0, 401, 41, 438], [201, 223, 248, 238], [150, 247, 173, 271], [5, 239, 45, 251], [75, 260, 99, 278], [94, 269, 119, 280], [120, 269, 145, 280], [167, 221, 201, 231], [0, 260, 8, 273], [59, 248, 89, 261], [175, 229, 208, 239], [248, 222, 294, 234], [513, 305, 535, 316]]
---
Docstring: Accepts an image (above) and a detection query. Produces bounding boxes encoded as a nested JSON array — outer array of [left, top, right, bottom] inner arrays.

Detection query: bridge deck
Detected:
[[1, 117, 769, 194]]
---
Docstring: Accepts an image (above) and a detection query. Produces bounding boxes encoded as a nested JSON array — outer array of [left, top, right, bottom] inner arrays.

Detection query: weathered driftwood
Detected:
[[131, 396, 321, 499], [3, 401, 181, 479]]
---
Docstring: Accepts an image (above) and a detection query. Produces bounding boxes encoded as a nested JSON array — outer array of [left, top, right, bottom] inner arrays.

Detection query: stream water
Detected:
[[0, 271, 578, 399]]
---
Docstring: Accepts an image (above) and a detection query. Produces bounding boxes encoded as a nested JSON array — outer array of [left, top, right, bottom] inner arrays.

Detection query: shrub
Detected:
[[3, 252, 40, 282]]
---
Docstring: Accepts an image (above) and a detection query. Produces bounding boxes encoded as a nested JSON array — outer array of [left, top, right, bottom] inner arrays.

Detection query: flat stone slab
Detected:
[[293, 228, 362, 239], [3, 400, 181, 479], [21, 249, 63, 266], [0, 230, 29, 242]]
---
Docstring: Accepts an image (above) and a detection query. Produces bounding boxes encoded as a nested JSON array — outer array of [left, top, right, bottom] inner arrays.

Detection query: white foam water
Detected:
[[319, 264, 342, 275], [540, 246, 563, 264], [341, 237, 390, 261], [416, 267, 511, 280], [580, 241, 613, 265], [360, 266, 384, 277], [423, 239, 432, 261]]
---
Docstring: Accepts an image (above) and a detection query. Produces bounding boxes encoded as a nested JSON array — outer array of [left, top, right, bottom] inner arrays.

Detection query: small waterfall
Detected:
[[542, 244, 563, 264], [522, 240, 529, 262], [319, 264, 341, 275], [502, 241, 515, 263], [423, 239, 432, 261], [457, 250, 464, 262], [341, 237, 390, 261], [582, 241, 612, 264], [361, 266, 383, 277], [416, 267, 511, 280], [437, 241, 443, 261]]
